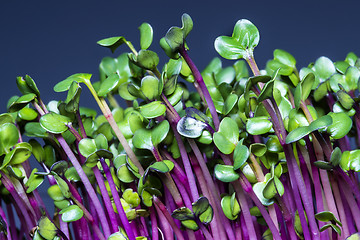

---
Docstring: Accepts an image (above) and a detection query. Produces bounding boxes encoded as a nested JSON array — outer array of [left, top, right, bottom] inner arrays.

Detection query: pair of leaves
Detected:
[[165, 14, 193, 52], [285, 115, 333, 144], [213, 117, 239, 154], [97, 22, 153, 53], [78, 134, 113, 167], [132, 120, 170, 151], [172, 197, 213, 230], [215, 19, 259, 60], [221, 193, 241, 220], [315, 211, 342, 235]]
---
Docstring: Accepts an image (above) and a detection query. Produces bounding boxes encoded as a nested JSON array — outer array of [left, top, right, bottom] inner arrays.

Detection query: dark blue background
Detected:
[[1, 0, 360, 112]]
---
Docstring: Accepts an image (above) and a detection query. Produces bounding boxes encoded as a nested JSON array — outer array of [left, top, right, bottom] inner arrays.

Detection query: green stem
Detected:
[[100, 98, 144, 175]]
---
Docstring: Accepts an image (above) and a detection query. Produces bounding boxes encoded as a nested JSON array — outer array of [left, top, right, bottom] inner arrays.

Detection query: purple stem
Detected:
[[240, 213, 250, 240], [341, 191, 356, 235], [238, 175, 282, 240], [0, 204, 11, 240], [56, 135, 111, 238], [66, 181, 91, 239], [340, 179, 360, 231], [0, 173, 34, 232], [330, 176, 349, 237], [59, 218, 70, 240], [168, 117, 200, 202], [139, 215, 149, 237], [76, 110, 87, 138], [162, 150, 189, 188], [153, 197, 185, 240], [178, 45, 220, 130], [337, 169, 360, 206], [5, 204, 17, 240], [93, 167, 119, 233], [283, 144, 319, 239], [190, 154, 223, 240], [172, 174, 192, 209], [100, 158, 136, 240], [297, 147, 313, 206], [190, 141, 237, 240], [232, 182, 257, 239], [150, 207, 159, 240]]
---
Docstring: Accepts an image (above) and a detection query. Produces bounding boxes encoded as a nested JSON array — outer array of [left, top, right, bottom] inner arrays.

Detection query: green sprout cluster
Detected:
[[0, 13, 360, 240]]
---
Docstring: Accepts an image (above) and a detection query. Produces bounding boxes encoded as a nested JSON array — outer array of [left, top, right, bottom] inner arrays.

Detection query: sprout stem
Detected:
[[99, 158, 136, 240], [153, 196, 185, 240], [56, 135, 111, 238], [178, 45, 220, 130], [93, 167, 119, 233]]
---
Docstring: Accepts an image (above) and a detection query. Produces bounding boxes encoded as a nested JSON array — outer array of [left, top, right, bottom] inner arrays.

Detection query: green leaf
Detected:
[[78, 138, 97, 158], [320, 224, 341, 235], [249, 143, 267, 157], [346, 233, 360, 240], [233, 144, 249, 170], [132, 128, 152, 150], [117, 164, 136, 183], [39, 112, 71, 134], [25, 168, 44, 193], [8, 93, 37, 112], [140, 76, 163, 100], [60, 205, 84, 222], [18, 107, 38, 121], [223, 94, 238, 115], [181, 220, 199, 231], [97, 73, 120, 97], [263, 176, 284, 199], [336, 90, 354, 110], [313, 160, 333, 170], [6, 142, 32, 165], [215, 19, 259, 60], [301, 73, 315, 101], [0, 123, 19, 155], [192, 196, 210, 217], [172, 207, 194, 221], [151, 120, 170, 146], [257, 79, 275, 102], [50, 161, 69, 176], [139, 23, 153, 50], [132, 50, 159, 70], [213, 117, 239, 154], [313, 56, 336, 82], [214, 164, 240, 182], [54, 174, 71, 199], [122, 188, 141, 207], [327, 112, 352, 139], [29, 139, 44, 163], [16, 75, 40, 97], [221, 194, 240, 220], [285, 126, 310, 144], [165, 13, 193, 52], [139, 101, 166, 119], [273, 49, 296, 68], [246, 117, 272, 135], [253, 181, 274, 206], [308, 115, 333, 132], [97, 36, 127, 53], [38, 216, 58, 240], [330, 147, 342, 167], [148, 161, 170, 173], [315, 211, 342, 226], [54, 73, 92, 92], [177, 116, 207, 138]]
